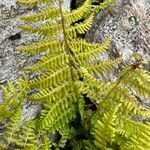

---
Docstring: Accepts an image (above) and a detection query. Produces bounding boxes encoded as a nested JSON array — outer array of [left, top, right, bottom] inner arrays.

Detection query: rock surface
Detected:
[[86, 0, 150, 62]]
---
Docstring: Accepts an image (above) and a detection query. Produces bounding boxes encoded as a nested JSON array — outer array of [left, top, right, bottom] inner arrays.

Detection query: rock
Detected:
[[86, 0, 150, 63]]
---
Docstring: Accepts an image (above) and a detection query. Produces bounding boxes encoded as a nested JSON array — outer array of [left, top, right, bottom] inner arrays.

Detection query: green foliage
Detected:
[[0, 108, 22, 149], [0, 77, 28, 121], [0, 0, 150, 149]]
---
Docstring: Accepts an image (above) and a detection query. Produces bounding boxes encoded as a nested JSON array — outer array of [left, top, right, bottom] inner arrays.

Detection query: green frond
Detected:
[[110, 86, 149, 117], [83, 140, 98, 150], [75, 38, 111, 65], [20, 7, 59, 22], [55, 126, 72, 148], [92, 0, 117, 13], [19, 23, 60, 37], [19, 25, 37, 33], [28, 81, 73, 102], [121, 68, 150, 98], [20, 19, 62, 36], [0, 143, 6, 150], [29, 67, 71, 88], [2, 108, 22, 148], [17, 120, 38, 149], [0, 77, 28, 121], [87, 58, 121, 74], [66, 14, 94, 38], [25, 53, 68, 73], [64, 0, 91, 25], [91, 104, 121, 149], [70, 38, 111, 53], [78, 67, 113, 102], [16, 39, 63, 54], [18, 0, 38, 6], [40, 135, 52, 150], [118, 117, 150, 150], [40, 101, 76, 132], [35, 22, 62, 36], [2, 0, 149, 149]]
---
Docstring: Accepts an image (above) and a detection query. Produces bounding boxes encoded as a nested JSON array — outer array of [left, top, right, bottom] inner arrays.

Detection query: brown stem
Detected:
[[58, 0, 81, 81], [58, 0, 69, 53]]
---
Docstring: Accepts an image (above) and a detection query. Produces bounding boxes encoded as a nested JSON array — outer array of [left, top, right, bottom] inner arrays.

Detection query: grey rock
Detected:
[[86, 0, 150, 62]]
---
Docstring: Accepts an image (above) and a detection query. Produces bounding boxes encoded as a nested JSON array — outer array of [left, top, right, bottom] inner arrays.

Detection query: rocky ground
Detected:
[[0, 0, 149, 120]]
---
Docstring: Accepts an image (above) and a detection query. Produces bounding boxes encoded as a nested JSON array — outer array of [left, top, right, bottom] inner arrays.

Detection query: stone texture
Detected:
[[86, 0, 150, 63]]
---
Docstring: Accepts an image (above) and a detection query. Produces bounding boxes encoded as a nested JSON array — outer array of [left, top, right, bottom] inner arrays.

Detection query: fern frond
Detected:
[[40, 135, 52, 150], [54, 125, 72, 149], [16, 39, 63, 54], [0, 77, 28, 121], [78, 68, 113, 102], [64, 0, 91, 25], [75, 39, 111, 65], [2, 108, 21, 148], [110, 86, 150, 117], [41, 95, 77, 128], [66, 14, 94, 38], [40, 99, 77, 132], [20, 18, 62, 36], [29, 66, 71, 88], [92, 0, 116, 13], [28, 81, 73, 102], [83, 140, 98, 150], [19, 25, 37, 33], [25, 53, 68, 73], [18, 0, 38, 6], [91, 104, 121, 149], [70, 38, 111, 54], [87, 58, 121, 74], [121, 68, 150, 98], [38, 22, 62, 37], [20, 7, 59, 22], [3, 0, 149, 149], [0, 143, 6, 150], [118, 117, 150, 150], [17, 120, 38, 149], [19, 22, 62, 37]]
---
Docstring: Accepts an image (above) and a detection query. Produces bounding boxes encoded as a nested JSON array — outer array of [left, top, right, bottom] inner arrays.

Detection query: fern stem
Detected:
[[58, 0, 77, 81], [58, 0, 82, 81], [58, 0, 69, 53]]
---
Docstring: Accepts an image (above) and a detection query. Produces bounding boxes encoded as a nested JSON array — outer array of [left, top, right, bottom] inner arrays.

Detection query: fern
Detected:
[[0, 77, 28, 121], [17, 120, 38, 149], [0, 0, 150, 149], [91, 104, 121, 149], [40, 135, 52, 150], [0, 108, 22, 149]]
